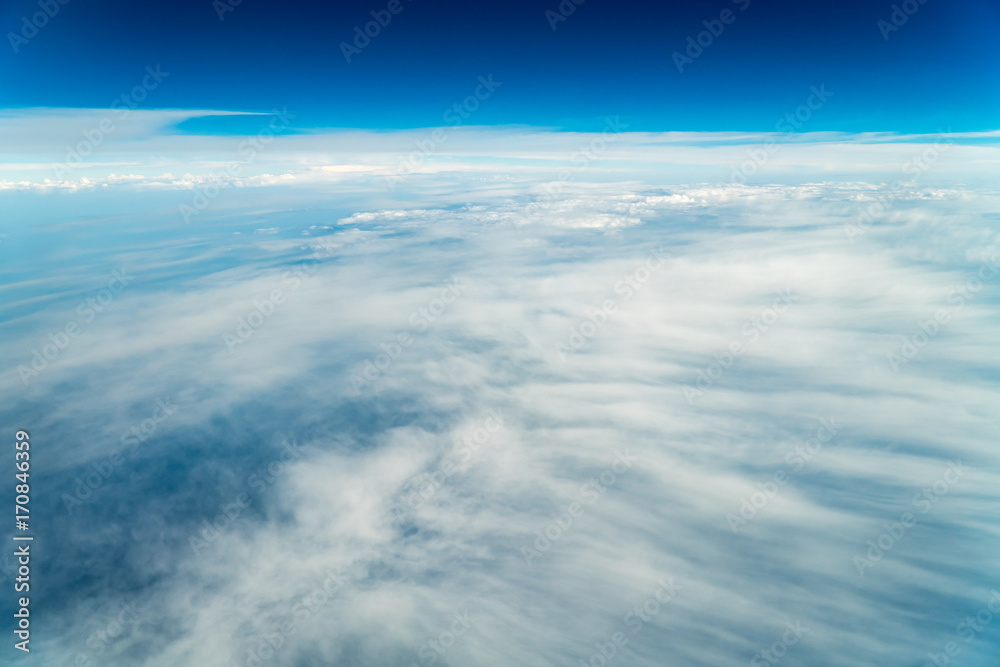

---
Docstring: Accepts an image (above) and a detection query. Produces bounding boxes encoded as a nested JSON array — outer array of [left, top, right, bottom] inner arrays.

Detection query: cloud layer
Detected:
[[1, 119, 999, 667]]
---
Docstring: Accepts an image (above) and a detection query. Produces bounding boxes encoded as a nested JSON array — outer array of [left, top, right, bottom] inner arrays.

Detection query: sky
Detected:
[[1, 1, 1000, 667], [0, 0, 998, 132]]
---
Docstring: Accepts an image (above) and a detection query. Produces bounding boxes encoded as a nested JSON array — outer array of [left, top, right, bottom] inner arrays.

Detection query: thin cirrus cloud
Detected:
[[2, 109, 999, 194]]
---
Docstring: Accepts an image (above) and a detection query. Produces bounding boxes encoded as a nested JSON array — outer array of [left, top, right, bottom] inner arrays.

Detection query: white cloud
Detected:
[[3, 120, 1000, 666]]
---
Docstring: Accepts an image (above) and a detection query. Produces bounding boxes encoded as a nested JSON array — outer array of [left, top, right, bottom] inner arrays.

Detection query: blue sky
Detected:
[[1, 0, 998, 132]]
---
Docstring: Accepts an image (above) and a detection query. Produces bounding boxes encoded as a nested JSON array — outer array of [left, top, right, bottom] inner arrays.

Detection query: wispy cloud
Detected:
[[3, 156, 999, 665]]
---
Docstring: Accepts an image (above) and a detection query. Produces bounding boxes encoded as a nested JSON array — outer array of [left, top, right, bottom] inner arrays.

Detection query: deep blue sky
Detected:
[[0, 0, 998, 132]]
